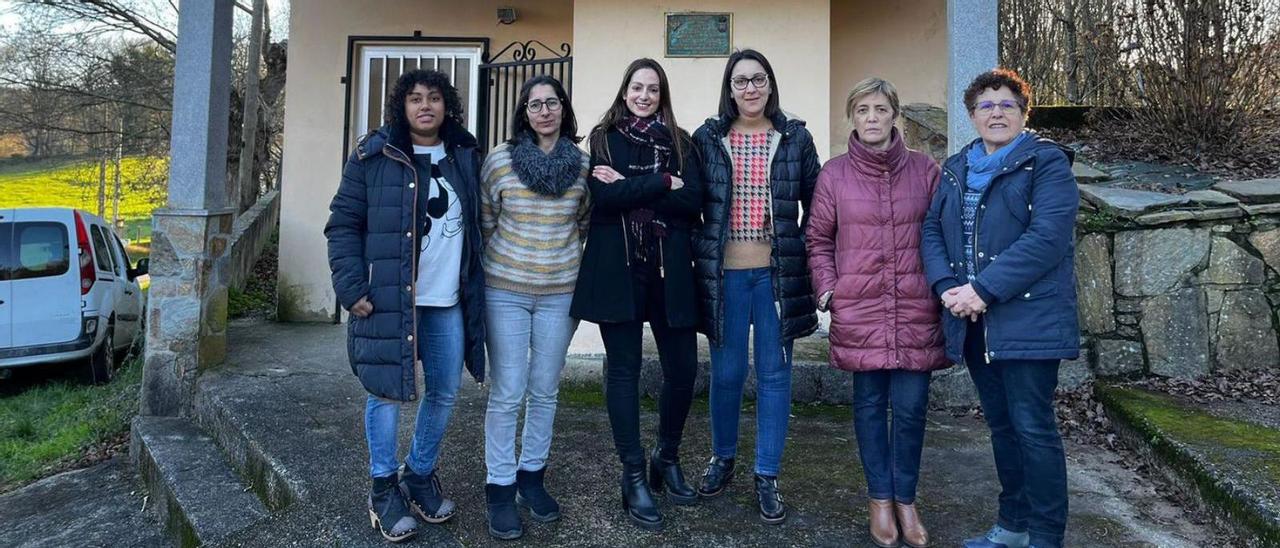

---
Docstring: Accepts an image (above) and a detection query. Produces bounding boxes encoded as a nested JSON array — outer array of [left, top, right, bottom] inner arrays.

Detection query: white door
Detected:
[[87, 224, 122, 346], [0, 210, 12, 349], [354, 44, 483, 141], [10, 209, 80, 347], [109, 232, 142, 346]]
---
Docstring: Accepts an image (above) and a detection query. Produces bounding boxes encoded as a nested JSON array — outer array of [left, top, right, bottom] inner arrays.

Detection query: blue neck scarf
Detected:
[[965, 131, 1033, 192]]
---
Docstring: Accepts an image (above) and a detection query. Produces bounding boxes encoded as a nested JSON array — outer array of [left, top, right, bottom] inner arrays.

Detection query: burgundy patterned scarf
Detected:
[[615, 115, 674, 266]]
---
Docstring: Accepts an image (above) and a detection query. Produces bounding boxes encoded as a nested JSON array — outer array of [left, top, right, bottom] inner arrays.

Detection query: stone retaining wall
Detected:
[[1075, 179, 1280, 378], [225, 189, 279, 292]]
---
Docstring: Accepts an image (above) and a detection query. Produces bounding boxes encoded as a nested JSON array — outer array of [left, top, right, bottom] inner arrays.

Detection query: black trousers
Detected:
[[598, 269, 697, 466]]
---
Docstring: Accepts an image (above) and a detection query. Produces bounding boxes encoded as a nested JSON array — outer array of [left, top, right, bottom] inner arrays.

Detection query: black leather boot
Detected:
[[485, 483, 523, 540], [620, 460, 662, 531], [367, 474, 418, 543], [754, 473, 787, 524], [400, 463, 456, 523], [648, 447, 697, 505], [516, 467, 561, 523], [697, 455, 735, 498]]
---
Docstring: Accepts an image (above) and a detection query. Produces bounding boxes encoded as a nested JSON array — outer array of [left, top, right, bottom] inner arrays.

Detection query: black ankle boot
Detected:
[[697, 456, 735, 498], [485, 483, 523, 540], [368, 474, 418, 543], [754, 473, 787, 524], [516, 467, 561, 523], [648, 447, 697, 505], [620, 460, 662, 531], [400, 463, 456, 523]]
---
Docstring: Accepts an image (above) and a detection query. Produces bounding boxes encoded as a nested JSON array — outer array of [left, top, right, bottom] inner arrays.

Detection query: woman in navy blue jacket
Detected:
[[920, 69, 1078, 548], [325, 70, 486, 543]]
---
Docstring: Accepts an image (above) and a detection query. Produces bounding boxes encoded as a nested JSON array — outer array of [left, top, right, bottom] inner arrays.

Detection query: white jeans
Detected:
[[482, 287, 577, 485]]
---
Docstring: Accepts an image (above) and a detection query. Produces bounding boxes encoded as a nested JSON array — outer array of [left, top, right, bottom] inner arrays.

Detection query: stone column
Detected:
[[947, 0, 998, 155], [140, 0, 236, 417]]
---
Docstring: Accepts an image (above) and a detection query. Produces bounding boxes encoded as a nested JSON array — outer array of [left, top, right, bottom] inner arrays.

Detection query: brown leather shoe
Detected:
[[868, 499, 900, 547], [895, 502, 930, 548]]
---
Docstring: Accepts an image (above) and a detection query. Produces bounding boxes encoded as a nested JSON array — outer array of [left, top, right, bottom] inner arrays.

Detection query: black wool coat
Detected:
[[570, 127, 705, 328], [692, 112, 821, 345], [325, 120, 487, 402]]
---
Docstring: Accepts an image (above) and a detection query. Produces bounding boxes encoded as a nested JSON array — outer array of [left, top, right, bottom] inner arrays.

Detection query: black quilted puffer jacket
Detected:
[[691, 111, 821, 346]]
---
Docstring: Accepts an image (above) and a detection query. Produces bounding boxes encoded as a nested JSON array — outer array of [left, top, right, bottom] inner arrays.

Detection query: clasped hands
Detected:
[[592, 165, 684, 189], [942, 283, 987, 321]]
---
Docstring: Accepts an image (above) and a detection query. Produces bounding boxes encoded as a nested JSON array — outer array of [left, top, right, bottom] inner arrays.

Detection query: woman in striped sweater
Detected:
[[478, 75, 590, 540]]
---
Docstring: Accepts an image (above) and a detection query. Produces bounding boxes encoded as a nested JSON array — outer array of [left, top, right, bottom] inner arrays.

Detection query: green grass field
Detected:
[[0, 157, 167, 243], [0, 355, 143, 491]]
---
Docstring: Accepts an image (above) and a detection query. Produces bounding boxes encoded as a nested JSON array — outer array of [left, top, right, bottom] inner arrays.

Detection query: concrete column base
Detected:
[[139, 207, 235, 417]]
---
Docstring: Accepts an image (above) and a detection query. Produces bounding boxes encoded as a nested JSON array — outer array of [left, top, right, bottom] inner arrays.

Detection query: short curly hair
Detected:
[[963, 68, 1033, 115], [385, 69, 465, 131]]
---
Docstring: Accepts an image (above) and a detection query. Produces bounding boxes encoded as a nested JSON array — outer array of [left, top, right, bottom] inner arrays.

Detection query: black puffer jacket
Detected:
[[325, 120, 487, 402], [692, 112, 821, 345]]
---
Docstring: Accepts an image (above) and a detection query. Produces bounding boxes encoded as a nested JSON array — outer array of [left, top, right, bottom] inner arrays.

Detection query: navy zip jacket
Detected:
[[325, 121, 487, 402], [920, 134, 1080, 364]]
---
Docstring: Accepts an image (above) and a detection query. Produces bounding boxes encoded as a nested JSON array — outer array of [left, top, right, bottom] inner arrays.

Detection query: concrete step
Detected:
[[1096, 385, 1280, 546], [131, 416, 270, 547]]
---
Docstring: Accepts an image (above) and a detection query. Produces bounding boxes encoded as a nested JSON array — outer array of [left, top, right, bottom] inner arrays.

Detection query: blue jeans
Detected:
[[365, 305, 464, 478], [852, 370, 931, 503], [708, 267, 793, 477], [965, 320, 1067, 548], [483, 288, 576, 485]]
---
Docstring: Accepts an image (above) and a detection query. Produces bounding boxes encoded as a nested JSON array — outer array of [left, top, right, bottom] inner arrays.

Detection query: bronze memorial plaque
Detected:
[[665, 12, 732, 58]]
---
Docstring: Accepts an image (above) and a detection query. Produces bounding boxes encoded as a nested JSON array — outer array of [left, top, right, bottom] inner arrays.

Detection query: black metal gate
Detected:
[[477, 40, 573, 151]]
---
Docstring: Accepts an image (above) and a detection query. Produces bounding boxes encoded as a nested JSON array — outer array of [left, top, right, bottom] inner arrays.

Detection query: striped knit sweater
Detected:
[[480, 142, 592, 295]]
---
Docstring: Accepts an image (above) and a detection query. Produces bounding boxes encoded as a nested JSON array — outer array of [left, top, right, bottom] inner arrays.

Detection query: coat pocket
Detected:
[[1001, 183, 1032, 226], [1014, 279, 1057, 301]]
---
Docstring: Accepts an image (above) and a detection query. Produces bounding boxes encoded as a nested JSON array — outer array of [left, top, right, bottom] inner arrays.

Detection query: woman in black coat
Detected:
[[690, 49, 820, 525], [570, 57, 705, 531]]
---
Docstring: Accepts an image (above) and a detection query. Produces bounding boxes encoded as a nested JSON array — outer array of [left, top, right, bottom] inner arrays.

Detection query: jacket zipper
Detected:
[[619, 213, 631, 267], [945, 165, 991, 364], [385, 142, 421, 400]]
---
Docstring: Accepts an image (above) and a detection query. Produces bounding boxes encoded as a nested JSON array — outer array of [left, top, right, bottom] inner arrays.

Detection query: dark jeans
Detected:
[[599, 270, 697, 466], [965, 320, 1067, 548], [852, 369, 931, 504]]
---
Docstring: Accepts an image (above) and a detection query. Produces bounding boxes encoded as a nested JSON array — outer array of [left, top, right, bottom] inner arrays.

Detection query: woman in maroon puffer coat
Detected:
[[805, 77, 949, 548]]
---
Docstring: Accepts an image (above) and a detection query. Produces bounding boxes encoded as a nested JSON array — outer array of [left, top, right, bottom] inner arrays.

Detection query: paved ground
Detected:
[[202, 319, 1220, 547], [0, 457, 169, 548]]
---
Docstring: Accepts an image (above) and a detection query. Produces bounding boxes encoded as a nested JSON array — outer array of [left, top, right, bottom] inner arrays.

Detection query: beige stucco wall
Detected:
[[278, 0, 572, 320], [279, 0, 948, 320], [829, 0, 946, 157], [572, 1, 832, 159]]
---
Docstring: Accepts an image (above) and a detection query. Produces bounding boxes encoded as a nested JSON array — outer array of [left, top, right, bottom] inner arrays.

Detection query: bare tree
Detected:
[[1118, 0, 1280, 158], [0, 0, 288, 214]]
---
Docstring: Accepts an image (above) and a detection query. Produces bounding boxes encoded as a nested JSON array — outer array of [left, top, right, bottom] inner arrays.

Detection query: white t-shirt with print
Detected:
[[412, 143, 463, 307]]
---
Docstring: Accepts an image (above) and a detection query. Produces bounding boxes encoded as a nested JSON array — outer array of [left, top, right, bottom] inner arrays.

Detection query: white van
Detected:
[[0, 208, 147, 383]]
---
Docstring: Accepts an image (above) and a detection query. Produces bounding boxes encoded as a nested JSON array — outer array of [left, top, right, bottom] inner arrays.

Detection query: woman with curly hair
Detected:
[[325, 69, 487, 543]]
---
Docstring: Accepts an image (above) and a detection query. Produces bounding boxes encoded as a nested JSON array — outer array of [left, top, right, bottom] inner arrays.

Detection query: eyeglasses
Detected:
[[730, 74, 769, 91], [526, 98, 563, 113], [974, 100, 1023, 116]]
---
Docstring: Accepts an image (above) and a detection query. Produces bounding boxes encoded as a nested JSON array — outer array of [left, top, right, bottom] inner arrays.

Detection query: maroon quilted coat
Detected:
[[805, 129, 949, 373]]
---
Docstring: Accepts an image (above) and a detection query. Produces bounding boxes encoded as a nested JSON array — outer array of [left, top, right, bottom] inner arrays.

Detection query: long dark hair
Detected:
[[589, 58, 688, 170], [717, 49, 781, 122], [385, 69, 465, 136], [508, 75, 580, 145]]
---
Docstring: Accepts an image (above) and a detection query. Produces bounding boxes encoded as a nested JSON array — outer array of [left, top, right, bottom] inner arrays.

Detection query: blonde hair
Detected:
[[845, 77, 901, 120]]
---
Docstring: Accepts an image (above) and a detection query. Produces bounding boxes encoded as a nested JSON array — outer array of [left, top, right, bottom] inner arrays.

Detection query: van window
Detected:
[[112, 233, 131, 274], [90, 225, 114, 276], [10, 222, 70, 281]]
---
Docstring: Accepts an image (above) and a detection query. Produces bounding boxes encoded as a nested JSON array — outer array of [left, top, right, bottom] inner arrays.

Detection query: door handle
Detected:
[[124, 290, 134, 295]]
